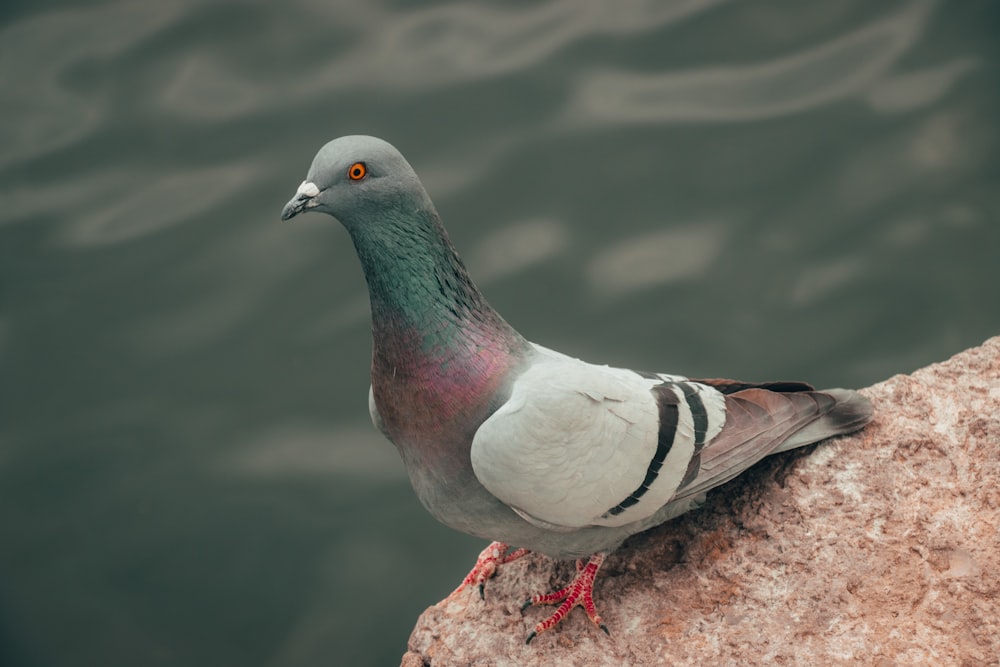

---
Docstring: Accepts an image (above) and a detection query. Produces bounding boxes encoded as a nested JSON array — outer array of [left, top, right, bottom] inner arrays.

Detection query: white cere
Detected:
[[297, 181, 320, 197]]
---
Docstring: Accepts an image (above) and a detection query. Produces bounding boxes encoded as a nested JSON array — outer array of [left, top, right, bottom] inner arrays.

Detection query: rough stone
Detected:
[[401, 337, 1000, 667]]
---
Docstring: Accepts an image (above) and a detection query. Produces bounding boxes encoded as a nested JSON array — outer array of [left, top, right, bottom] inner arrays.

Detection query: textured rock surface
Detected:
[[401, 337, 1000, 667]]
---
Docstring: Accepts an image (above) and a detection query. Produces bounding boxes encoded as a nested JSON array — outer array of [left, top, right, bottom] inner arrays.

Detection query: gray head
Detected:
[[280, 135, 430, 225]]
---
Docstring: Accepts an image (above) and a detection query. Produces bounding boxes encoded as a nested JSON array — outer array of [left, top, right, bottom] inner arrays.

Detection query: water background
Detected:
[[2, 1, 998, 665]]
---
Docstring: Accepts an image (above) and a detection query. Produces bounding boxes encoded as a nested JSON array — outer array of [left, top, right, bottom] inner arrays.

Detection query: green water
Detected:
[[2, 1, 998, 665]]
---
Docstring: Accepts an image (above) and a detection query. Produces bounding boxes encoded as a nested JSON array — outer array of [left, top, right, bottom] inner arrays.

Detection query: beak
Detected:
[[281, 181, 321, 221]]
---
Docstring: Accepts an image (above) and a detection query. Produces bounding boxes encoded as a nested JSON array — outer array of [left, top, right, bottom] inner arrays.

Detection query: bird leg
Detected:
[[446, 541, 530, 601], [522, 552, 608, 644]]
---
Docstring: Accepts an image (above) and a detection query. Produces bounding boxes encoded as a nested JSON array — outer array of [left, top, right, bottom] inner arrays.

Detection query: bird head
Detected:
[[280, 135, 427, 226]]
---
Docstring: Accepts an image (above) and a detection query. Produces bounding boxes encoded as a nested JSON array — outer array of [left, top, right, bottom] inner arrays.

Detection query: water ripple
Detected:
[[565, 0, 935, 125], [222, 423, 403, 480], [866, 59, 978, 114], [0, 3, 180, 169], [55, 162, 258, 247], [126, 218, 329, 355], [837, 110, 988, 213], [158, 55, 272, 121], [304, 0, 727, 91], [466, 218, 570, 284], [586, 223, 725, 296], [789, 257, 866, 306]]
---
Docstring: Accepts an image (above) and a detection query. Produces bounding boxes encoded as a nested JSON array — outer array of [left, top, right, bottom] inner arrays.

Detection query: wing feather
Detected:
[[671, 388, 835, 501], [470, 346, 735, 530], [471, 350, 666, 529], [470, 349, 865, 533]]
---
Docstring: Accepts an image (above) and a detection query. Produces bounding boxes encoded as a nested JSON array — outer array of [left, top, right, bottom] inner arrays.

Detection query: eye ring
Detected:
[[347, 162, 368, 181]]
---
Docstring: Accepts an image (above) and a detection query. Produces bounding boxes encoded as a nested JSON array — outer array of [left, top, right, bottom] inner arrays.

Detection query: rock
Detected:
[[401, 337, 1000, 666]]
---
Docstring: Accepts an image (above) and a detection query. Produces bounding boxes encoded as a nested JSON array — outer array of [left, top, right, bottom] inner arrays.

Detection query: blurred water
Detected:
[[1, 1, 998, 665]]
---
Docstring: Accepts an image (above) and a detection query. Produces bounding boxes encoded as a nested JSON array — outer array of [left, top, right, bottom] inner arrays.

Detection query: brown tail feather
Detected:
[[772, 388, 872, 452], [672, 386, 871, 502]]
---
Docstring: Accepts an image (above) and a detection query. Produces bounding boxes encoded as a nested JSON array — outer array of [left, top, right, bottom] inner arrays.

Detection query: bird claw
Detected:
[[446, 542, 530, 602], [520, 553, 608, 643], [450, 546, 610, 644]]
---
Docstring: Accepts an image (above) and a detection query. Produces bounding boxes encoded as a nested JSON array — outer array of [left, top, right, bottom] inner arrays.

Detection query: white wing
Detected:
[[470, 345, 722, 530]]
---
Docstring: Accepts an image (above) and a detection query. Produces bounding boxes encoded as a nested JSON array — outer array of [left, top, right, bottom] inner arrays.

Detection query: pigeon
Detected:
[[280, 135, 873, 644]]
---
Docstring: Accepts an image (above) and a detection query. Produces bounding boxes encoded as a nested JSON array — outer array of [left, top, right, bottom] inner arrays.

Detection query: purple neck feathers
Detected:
[[347, 206, 530, 470]]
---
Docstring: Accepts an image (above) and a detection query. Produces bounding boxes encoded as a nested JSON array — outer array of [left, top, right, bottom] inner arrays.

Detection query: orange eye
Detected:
[[347, 162, 367, 181]]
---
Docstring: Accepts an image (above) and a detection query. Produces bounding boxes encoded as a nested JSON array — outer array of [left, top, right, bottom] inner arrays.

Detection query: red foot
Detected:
[[446, 541, 530, 601], [522, 553, 609, 644]]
